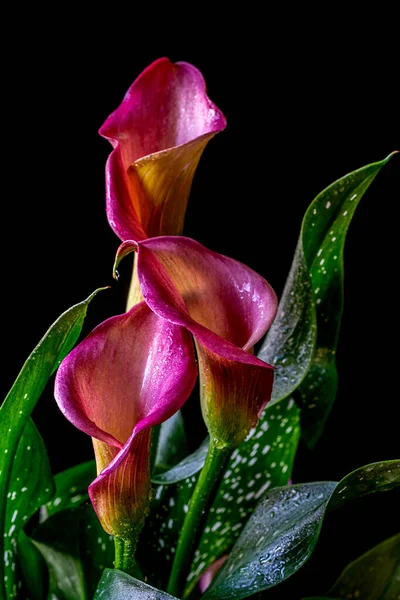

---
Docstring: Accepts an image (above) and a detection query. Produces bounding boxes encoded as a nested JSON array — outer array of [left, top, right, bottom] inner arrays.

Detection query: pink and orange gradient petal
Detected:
[[100, 58, 226, 242], [114, 236, 277, 448], [54, 301, 197, 538]]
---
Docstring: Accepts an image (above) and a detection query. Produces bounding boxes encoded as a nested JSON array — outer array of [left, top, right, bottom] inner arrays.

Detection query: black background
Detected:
[[1, 13, 399, 597]]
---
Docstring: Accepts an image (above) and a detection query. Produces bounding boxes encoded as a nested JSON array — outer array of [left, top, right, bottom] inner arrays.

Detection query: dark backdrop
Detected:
[[1, 16, 399, 597]]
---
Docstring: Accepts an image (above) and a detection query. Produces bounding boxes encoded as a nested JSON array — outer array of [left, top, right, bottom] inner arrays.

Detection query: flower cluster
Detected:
[[1, 53, 397, 600], [54, 58, 277, 544]]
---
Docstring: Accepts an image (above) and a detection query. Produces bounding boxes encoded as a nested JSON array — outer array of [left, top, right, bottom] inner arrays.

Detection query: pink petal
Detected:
[[116, 237, 277, 350], [100, 57, 225, 166], [89, 429, 152, 538], [54, 301, 197, 536], [99, 58, 226, 241], [119, 237, 278, 447]]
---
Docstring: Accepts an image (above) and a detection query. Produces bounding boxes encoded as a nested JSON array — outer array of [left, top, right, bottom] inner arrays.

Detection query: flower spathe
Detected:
[[115, 236, 278, 448], [54, 302, 197, 539], [100, 57, 226, 243]]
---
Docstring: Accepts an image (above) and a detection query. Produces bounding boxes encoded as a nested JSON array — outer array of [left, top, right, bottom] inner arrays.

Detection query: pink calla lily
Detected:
[[55, 236, 276, 539], [115, 237, 278, 448], [100, 57, 226, 243], [54, 302, 197, 538]]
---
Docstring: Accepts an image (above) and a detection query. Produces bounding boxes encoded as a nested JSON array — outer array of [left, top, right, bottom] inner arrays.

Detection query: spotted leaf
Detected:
[[16, 530, 47, 600], [31, 509, 86, 600], [185, 397, 300, 595], [203, 460, 400, 600], [31, 504, 114, 600], [0, 289, 105, 597], [42, 461, 96, 520], [137, 475, 197, 589], [258, 153, 396, 446], [4, 419, 54, 600]]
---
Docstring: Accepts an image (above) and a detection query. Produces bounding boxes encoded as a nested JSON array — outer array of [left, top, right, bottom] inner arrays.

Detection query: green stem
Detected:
[[167, 440, 231, 597], [114, 537, 142, 578]]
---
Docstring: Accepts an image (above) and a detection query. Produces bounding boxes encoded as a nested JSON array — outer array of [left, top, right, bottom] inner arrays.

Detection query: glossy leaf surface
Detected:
[[153, 411, 188, 473], [94, 569, 179, 599], [203, 461, 400, 599], [186, 397, 300, 594], [152, 437, 209, 485], [258, 154, 395, 446], [0, 289, 104, 594], [4, 420, 54, 599], [32, 505, 114, 600], [17, 530, 47, 600], [32, 509, 86, 600], [137, 477, 195, 589], [42, 461, 96, 519]]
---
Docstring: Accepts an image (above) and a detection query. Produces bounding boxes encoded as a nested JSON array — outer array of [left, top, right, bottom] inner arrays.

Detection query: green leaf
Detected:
[[328, 460, 400, 511], [17, 530, 47, 600], [152, 437, 209, 485], [137, 478, 195, 589], [31, 504, 114, 600], [203, 460, 400, 600], [185, 397, 300, 595], [132, 411, 193, 588], [136, 413, 194, 588], [4, 419, 55, 599], [303, 534, 400, 600], [0, 289, 105, 596], [330, 533, 399, 599], [258, 154, 395, 446], [32, 509, 87, 600], [258, 238, 316, 406], [153, 411, 189, 473], [42, 461, 96, 520], [93, 569, 179, 599], [79, 505, 115, 596]]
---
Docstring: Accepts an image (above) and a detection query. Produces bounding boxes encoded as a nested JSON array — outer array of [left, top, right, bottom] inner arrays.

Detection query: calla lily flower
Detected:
[[55, 238, 276, 539], [115, 237, 278, 448], [100, 57, 226, 243], [54, 302, 197, 539]]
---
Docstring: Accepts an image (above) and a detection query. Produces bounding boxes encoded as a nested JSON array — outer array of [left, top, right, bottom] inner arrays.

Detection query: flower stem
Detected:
[[114, 537, 142, 578], [167, 440, 231, 597]]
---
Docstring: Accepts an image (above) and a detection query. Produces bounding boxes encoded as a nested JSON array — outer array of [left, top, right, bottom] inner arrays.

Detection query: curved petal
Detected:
[[89, 429, 151, 539], [100, 58, 226, 241], [137, 237, 278, 350], [130, 237, 277, 447], [54, 301, 197, 536], [195, 342, 274, 448], [105, 149, 147, 242]]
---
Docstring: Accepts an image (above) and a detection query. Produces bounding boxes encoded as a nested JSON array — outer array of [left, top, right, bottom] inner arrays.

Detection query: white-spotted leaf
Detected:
[[42, 461, 96, 520], [4, 419, 54, 599], [259, 154, 396, 446], [203, 460, 400, 600], [0, 289, 105, 597], [185, 398, 300, 595]]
